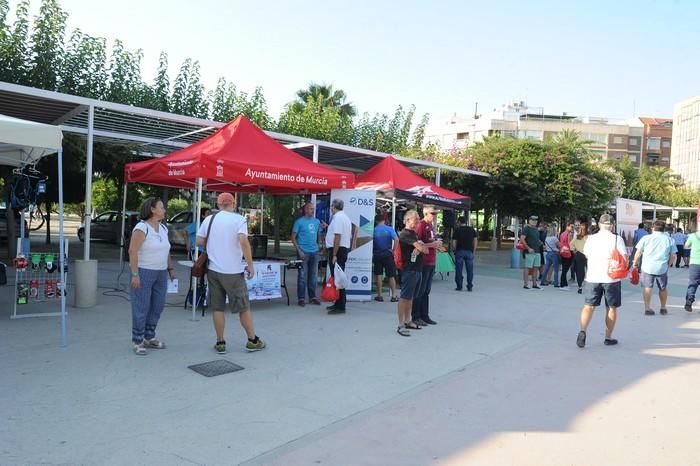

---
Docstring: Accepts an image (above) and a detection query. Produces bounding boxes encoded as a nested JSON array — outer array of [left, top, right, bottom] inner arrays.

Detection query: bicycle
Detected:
[[27, 203, 46, 231]]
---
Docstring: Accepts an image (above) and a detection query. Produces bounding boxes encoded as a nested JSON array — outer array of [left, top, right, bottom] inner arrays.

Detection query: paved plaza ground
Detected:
[[2, 244, 700, 465]]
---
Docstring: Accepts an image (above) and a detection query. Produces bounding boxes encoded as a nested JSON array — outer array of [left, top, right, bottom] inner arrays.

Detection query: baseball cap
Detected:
[[217, 192, 235, 206], [598, 213, 614, 225], [529, 215, 539, 221]]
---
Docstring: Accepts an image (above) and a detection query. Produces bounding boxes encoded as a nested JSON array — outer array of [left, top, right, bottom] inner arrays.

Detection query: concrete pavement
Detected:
[[1, 251, 699, 465]]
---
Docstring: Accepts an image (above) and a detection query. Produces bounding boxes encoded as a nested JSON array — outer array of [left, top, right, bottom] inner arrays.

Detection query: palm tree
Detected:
[[291, 82, 356, 118]]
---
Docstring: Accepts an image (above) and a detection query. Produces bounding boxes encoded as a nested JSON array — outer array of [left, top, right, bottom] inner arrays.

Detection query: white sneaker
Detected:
[[133, 342, 147, 355], [559, 286, 569, 291]]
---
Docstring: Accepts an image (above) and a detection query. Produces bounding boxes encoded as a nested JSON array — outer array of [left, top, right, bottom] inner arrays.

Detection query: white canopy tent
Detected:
[[0, 114, 67, 346]]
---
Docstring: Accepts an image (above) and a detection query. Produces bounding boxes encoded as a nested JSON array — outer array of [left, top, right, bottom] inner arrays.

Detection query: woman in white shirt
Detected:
[[128, 197, 176, 355]]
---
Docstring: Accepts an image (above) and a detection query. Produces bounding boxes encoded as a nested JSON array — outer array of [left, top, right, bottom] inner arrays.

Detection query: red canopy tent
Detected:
[[124, 115, 354, 193], [122, 116, 355, 320], [355, 155, 470, 210]]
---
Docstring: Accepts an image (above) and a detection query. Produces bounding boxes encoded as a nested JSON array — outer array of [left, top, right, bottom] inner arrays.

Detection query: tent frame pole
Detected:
[[119, 183, 128, 270], [83, 105, 94, 261], [191, 177, 203, 322], [58, 148, 67, 347]]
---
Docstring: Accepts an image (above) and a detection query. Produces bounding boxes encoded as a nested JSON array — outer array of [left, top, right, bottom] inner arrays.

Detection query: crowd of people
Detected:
[[517, 214, 700, 348], [124, 193, 700, 354]]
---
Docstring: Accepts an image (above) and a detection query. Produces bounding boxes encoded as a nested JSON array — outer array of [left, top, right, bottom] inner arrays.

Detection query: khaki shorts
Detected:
[[524, 253, 541, 268], [207, 270, 250, 313]]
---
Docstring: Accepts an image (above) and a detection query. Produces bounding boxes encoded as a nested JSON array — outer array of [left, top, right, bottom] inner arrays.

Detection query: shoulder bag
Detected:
[[191, 212, 219, 278]]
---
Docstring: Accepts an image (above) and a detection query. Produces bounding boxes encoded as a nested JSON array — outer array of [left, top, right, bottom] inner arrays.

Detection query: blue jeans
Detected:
[[297, 251, 319, 300], [130, 268, 167, 344], [454, 250, 474, 290], [541, 251, 560, 285], [412, 266, 435, 321], [685, 264, 700, 304]]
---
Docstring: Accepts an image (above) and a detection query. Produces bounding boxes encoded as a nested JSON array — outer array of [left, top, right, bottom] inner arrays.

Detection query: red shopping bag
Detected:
[[321, 277, 340, 302], [608, 248, 628, 280], [630, 267, 640, 285]]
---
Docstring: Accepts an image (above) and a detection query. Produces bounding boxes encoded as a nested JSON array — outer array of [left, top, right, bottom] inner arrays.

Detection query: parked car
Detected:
[[167, 210, 193, 248], [0, 208, 28, 242], [78, 211, 138, 243]]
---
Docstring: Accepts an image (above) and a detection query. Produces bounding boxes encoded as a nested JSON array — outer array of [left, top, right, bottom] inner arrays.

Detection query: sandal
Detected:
[[390, 296, 399, 302], [144, 339, 165, 349], [373, 296, 384, 302], [397, 326, 411, 337], [405, 322, 422, 330], [133, 343, 147, 355]]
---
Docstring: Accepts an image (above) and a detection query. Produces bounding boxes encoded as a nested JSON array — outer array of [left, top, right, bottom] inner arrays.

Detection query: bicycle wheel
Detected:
[[28, 213, 45, 231]]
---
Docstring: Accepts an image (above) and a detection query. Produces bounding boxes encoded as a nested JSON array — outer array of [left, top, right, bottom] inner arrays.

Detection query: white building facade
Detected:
[[426, 102, 644, 165], [671, 95, 700, 189]]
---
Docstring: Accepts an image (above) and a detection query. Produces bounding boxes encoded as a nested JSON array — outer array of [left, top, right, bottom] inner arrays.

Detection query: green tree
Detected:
[[292, 83, 356, 118], [435, 134, 621, 220], [59, 29, 108, 98], [91, 177, 119, 212], [106, 39, 144, 105], [278, 96, 353, 144], [28, 0, 67, 90], [152, 51, 170, 111], [0, 0, 31, 84]]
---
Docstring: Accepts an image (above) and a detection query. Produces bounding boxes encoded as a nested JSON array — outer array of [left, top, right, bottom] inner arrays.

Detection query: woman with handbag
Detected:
[[128, 197, 176, 355], [559, 223, 575, 289], [570, 222, 589, 294]]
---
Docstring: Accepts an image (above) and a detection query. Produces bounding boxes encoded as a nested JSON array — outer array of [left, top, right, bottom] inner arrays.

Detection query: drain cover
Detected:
[[188, 359, 244, 377]]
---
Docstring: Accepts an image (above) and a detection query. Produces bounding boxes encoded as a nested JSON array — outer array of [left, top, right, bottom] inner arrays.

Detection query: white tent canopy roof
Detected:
[[0, 113, 63, 166]]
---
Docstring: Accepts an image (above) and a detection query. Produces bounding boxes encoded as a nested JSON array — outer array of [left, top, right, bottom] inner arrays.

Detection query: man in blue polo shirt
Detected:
[[372, 214, 398, 302], [291, 202, 322, 306], [632, 219, 676, 316]]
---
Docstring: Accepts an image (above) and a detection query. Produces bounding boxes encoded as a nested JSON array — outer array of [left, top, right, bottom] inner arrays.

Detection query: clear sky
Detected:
[[10, 0, 700, 121]]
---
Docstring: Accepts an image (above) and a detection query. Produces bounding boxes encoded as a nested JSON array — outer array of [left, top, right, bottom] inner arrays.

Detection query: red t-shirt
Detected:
[[559, 231, 571, 248], [416, 219, 437, 266]]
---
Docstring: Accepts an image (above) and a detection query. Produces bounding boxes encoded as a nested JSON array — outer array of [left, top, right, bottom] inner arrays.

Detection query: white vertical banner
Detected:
[[616, 197, 643, 252], [331, 189, 375, 301]]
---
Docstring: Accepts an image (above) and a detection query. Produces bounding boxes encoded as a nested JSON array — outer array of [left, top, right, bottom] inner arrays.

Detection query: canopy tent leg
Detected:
[[311, 144, 319, 220], [260, 193, 264, 235], [191, 177, 203, 322], [58, 148, 67, 347], [119, 183, 128, 269], [491, 207, 498, 251], [391, 197, 396, 229]]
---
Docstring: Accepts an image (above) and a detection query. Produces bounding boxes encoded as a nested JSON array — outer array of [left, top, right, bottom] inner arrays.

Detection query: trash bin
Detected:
[[250, 235, 268, 259]]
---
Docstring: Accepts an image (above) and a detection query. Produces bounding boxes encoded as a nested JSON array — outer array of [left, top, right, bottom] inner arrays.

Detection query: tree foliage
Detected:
[[435, 134, 622, 219], [278, 96, 354, 144], [28, 0, 66, 90], [292, 83, 356, 118]]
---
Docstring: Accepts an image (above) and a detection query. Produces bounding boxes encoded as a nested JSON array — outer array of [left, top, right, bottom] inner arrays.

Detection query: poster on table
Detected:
[[616, 197, 642, 252], [245, 262, 282, 301], [330, 189, 376, 301]]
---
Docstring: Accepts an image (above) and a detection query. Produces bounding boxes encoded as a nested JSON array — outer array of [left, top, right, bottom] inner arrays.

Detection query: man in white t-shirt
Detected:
[[325, 198, 353, 314], [576, 214, 628, 349], [197, 193, 265, 354]]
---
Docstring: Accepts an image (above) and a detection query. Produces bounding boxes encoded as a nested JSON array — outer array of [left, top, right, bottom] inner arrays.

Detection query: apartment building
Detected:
[[639, 117, 673, 167], [426, 102, 645, 165], [671, 95, 700, 189]]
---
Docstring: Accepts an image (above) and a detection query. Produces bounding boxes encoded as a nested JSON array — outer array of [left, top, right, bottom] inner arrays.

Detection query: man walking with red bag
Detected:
[[576, 214, 628, 348]]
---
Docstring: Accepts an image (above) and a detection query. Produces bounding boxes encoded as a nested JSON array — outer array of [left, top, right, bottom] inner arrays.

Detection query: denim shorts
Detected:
[[399, 270, 422, 300], [641, 272, 668, 290], [584, 281, 622, 308]]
